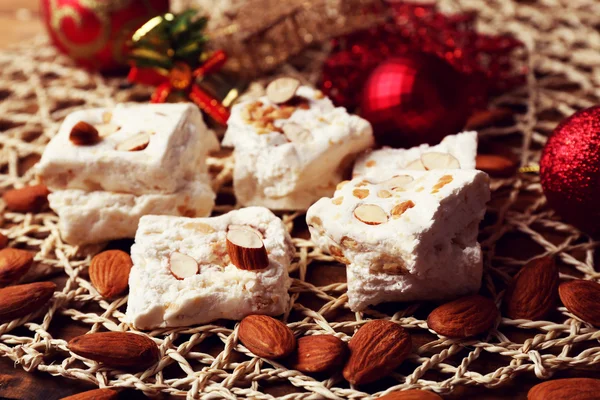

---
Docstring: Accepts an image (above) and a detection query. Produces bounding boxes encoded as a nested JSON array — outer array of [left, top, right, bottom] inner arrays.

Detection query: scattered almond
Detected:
[[378, 389, 443, 400], [283, 122, 311, 143], [528, 377, 600, 400], [68, 332, 159, 369], [391, 200, 415, 219], [69, 121, 101, 146], [289, 335, 348, 373], [3, 184, 50, 212], [238, 315, 296, 359], [421, 152, 460, 170], [476, 154, 517, 177], [226, 229, 269, 270], [168, 252, 199, 280], [89, 250, 132, 298], [427, 294, 499, 338], [343, 320, 412, 385], [0, 248, 34, 286], [116, 132, 150, 151], [266, 77, 301, 104], [405, 159, 426, 171], [0, 281, 56, 321], [60, 388, 119, 400], [353, 204, 388, 225], [558, 279, 600, 326], [352, 188, 369, 199], [503, 256, 558, 320], [465, 107, 513, 130], [0, 233, 8, 249]]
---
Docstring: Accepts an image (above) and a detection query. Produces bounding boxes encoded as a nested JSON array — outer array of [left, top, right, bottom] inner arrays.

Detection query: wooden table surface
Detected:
[[1, 2, 600, 400]]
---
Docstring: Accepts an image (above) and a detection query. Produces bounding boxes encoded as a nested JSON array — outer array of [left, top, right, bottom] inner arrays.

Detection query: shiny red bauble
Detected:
[[40, 0, 169, 72], [540, 106, 600, 234], [359, 53, 473, 148]]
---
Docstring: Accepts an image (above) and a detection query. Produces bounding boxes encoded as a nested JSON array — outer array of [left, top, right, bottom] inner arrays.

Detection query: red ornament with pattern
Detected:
[[40, 0, 169, 71]]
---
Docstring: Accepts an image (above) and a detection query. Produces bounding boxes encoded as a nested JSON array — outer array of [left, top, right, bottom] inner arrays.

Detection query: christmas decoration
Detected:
[[128, 11, 232, 125], [321, 2, 525, 147], [40, 0, 169, 72], [540, 106, 600, 235], [172, 0, 386, 78], [359, 54, 472, 147]]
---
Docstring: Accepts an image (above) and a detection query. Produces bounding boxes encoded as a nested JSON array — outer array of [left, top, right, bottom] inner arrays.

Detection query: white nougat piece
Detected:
[[306, 169, 490, 311], [37, 103, 219, 195], [48, 178, 215, 246], [353, 131, 477, 182], [223, 86, 374, 210], [125, 207, 295, 329]]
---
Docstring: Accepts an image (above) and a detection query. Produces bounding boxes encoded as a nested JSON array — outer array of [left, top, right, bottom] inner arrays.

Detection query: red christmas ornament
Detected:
[[40, 0, 169, 72], [540, 106, 600, 234], [360, 54, 473, 147]]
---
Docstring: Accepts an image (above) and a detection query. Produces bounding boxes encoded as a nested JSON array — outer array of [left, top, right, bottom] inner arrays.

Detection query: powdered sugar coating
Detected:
[[353, 131, 477, 181], [306, 169, 490, 310], [223, 86, 374, 210], [126, 207, 294, 329]]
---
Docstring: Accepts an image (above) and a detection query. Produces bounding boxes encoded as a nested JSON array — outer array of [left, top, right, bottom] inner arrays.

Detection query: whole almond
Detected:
[[89, 250, 133, 298], [343, 320, 412, 385], [465, 108, 513, 130], [289, 335, 348, 373], [427, 295, 498, 338], [3, 184, 50, 212], [559, 280, 600, 326], [0, 233, 8, 249], [0, 248, 34, 286], [68, 332, 159, 369], [60, 388, 118, 400], [379, 389, 443, 400], [0, 281, 56, 321], [70, 121, 101, 145], [239, 315, 296, 359], [528, 377, 600, 400], [476, 154, 517, 177], [503, 256, 558, 320]]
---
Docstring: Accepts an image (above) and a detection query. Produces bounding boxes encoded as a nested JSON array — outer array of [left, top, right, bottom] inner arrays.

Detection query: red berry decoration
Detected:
[[540, 106, 600, 234], [359, 54, 473, 148], [40, 0, 169, 72]]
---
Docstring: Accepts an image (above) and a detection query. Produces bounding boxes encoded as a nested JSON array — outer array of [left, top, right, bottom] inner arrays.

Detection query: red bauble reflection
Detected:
[[540, 106, 600, 235], [40, 0, 169, 72], [359, 54, 473, 148]]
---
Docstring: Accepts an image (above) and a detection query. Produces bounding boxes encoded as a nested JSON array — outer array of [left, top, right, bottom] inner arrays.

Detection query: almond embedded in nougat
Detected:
[[69, 121, 101, 146], [89, 250, 133, 299], [266, 77, 301, 104], [0, 248, 34, 286], [343, 320, 412, 385], [168, 252, 199, 280], [226, 228, 269, 270], [115, 132, 150, 152], [238, 315, 296, 359], [353, 204, 388, 225], [421, 152, 460, 170]]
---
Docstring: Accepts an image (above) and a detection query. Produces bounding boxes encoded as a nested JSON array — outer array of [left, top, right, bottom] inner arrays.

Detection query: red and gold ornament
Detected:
[[40, 0, 169, 72], [540, 106, 600, 235]]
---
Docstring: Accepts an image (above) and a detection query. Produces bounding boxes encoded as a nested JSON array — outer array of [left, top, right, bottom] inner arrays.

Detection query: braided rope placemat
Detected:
[[1, 1, 600, 398]]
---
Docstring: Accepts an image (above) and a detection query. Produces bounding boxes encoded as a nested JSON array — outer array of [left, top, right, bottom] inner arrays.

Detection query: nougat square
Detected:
[[126, 207, 295, 329], [37, 103, 219, 195]]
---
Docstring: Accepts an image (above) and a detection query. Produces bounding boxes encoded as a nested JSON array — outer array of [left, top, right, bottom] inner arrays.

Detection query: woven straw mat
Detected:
[[1, 0, 600, 399]]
